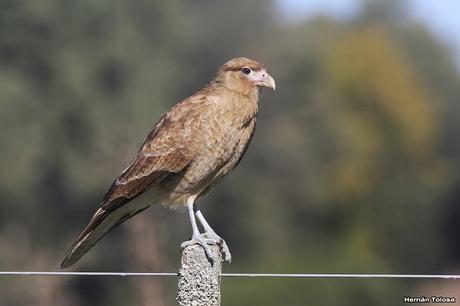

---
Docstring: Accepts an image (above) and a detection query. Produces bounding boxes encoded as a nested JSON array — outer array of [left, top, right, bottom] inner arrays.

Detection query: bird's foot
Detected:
[[203, 231, 231, 263], [181, 234, 217, 264]]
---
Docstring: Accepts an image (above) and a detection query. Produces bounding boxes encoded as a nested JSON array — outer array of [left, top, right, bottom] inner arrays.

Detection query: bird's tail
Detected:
[[60, 198, 150, 269]]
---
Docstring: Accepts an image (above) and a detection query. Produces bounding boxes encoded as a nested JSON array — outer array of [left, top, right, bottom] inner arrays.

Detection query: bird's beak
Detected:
[[262, 73, 276, 90], [253, 70, 276, 90]]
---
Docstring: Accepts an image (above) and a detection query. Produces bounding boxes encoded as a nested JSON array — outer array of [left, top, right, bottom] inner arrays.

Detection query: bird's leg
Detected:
[[180, 197, 216, 263], [195, 209, 231, 262]]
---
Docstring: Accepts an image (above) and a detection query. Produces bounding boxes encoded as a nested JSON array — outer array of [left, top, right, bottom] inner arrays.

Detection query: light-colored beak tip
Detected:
[[265, 74, 276, 91]]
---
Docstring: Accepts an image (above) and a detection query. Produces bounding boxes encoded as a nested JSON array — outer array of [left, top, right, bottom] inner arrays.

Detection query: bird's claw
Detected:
[[203, 232, 232, 263], [181, 235, 217, 264], [181, 233, 232, 264]]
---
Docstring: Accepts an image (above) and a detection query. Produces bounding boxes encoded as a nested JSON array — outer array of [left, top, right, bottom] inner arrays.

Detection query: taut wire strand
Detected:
[[0, 272, 459, 279]]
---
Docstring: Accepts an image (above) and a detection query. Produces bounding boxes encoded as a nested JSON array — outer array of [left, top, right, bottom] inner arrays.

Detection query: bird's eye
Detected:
[[242, 67, 251, 75]]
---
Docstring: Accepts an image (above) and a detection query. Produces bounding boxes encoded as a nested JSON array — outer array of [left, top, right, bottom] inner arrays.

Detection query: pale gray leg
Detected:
[[196, 209, 231, 262], [181, 196, 216, 262]]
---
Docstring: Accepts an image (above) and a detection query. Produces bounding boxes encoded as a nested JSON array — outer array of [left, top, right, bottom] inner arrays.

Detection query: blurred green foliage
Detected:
[[1, 0, 460, 305]]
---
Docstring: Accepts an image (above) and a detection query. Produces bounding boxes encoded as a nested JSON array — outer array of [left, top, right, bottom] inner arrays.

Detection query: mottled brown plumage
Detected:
[[61, 57, 275, 268]]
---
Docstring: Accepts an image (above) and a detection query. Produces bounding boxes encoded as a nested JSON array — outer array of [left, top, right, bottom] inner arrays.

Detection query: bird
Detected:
[[60, 57, 275, 268]]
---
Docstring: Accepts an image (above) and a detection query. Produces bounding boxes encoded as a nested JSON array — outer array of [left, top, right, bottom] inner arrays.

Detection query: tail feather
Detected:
[[61, 198, 149, 269]]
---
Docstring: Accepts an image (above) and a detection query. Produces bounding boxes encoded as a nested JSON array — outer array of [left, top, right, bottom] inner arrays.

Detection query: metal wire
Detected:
[[0, 271, 459, 279]]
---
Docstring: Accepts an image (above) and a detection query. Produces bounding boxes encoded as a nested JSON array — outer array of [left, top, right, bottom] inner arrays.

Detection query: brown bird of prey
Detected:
[[61, 57, 275, 268]]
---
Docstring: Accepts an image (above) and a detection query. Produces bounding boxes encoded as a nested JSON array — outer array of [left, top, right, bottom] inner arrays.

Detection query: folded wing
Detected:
[[61, 103, 201, 268]]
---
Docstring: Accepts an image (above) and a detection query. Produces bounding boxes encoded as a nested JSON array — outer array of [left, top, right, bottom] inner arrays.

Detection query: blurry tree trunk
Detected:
[[177, 243, 222, 306], [125, 214, 167, 306]]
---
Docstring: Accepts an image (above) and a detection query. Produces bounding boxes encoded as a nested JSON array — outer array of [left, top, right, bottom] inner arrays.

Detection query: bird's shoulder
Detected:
[[141, 91, 217, 152]]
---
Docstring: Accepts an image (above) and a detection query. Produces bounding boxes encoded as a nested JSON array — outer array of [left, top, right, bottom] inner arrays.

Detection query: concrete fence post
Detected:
[[176, 243, 223, 306]]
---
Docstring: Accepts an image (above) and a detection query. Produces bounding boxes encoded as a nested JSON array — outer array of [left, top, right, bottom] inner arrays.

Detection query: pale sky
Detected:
[[277, 0, 460, 67]]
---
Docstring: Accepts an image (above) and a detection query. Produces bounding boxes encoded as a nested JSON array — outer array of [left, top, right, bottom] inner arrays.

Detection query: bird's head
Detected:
[[216, 57, 276, 94]]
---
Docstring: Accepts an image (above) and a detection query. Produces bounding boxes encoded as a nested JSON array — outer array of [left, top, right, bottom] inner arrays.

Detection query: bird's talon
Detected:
[[202, 232, 231, 263], [181, 237, 217, 263]]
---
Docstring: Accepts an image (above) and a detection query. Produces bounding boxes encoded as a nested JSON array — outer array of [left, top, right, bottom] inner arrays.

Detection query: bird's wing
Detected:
[[61, 100, 204, 268], [101, 113, 197, 206]]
